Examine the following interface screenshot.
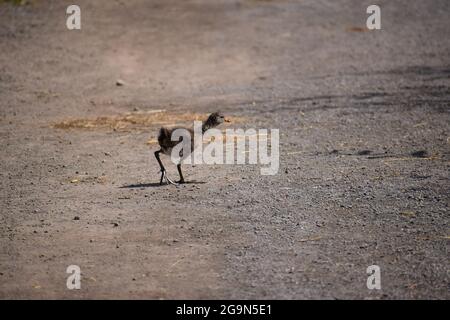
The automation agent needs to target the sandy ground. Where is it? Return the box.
[0,0,449,299]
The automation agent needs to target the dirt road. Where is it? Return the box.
[0,0,449,299]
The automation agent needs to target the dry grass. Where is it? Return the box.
[53,110,244,131]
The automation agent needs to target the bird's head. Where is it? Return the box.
[205,112,229,127]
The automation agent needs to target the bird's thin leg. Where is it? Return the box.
[154,150,165,184]
[177,163,185,184]
[155,150,177,185]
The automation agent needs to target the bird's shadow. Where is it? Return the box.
[119,180,206,189]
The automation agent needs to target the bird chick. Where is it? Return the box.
[154,112,227,185]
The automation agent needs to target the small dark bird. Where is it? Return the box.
[154,112,227,185]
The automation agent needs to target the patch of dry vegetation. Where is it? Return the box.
[53,110,244,131]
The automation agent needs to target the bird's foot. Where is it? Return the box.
[176,179,185,184]
[159,170,177,186]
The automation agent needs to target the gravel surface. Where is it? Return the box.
[0,0,449,299]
